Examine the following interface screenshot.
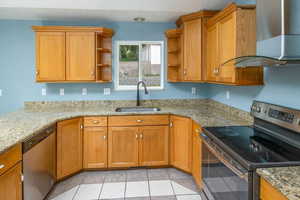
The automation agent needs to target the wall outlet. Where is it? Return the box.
[41,88,46,96]
[82,88,87,96]
[192,87,196,95]
[0,89,2,97]
[226,90,230,100]
[59,88,65,96]
[104,88,111,95]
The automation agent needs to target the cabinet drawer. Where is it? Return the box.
[0,144,22,176]
[84,116,107,127]
[108,115,169,126]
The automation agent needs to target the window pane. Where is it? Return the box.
[119,45,139,86]
[140,44,162,87]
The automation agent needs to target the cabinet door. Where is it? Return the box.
[36,32,65,81]
[218,12,236,83]
[139,126,169,166]
[57,118,83,179]
[170,115,192,173]
[108,127,139,168]
[83,127,107,169]
[206,24,218,82]
[183,19,202,81]
[66,32,96,81]
[0,163,22,200]
[192,122,202,188]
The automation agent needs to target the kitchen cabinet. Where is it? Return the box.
[108,115,169,168]
[0,144,22,200]
[206,24,218,82]
[32,26,114,83]
[57,118,83,179]
[108,127,139,168]
[139,126,169,166]
[83,127,108,169]
[192,121,202,188]
[166,11,217,82]
[205,3,264,85]
[0,163,22,200]
[35,32,66,81]
[170,115,192,173]
[66,32,96,81]
[260,178,287,200]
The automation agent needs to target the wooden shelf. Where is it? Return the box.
[97,48,111,53]
[168,64,180,68]
[168,49,180,54]
[97,64,111,67]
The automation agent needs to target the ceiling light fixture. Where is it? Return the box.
[134,17,146,22]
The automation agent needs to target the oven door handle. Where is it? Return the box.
[203,140,248,181]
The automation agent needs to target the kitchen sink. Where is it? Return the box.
[115,107,161,112]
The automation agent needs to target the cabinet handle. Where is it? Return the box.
[36,70,39,75]
[136,134,139,139]
[80,124,83,129]
[136,119,143,123]
[103,135,106,140]
[170,122,173,127]
[93,120,99,124]
[0,164,4,169]
[140,134,143,139]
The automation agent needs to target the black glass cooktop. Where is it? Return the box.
[203,126,300,168]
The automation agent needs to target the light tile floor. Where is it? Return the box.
[47,168,204,200]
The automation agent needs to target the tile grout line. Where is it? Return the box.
[124,171,128,199]
[97,174,106,200]
[147,168,152,200]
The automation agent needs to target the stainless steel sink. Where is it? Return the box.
[115,107,161,112]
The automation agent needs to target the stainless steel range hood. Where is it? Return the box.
[222,0,300,67]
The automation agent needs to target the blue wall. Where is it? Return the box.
[0,20,209,115]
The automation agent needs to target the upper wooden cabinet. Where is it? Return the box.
[170,115,192,173]
[57,117,83,179]
[166,11,217,82]
[205,3,264,85]
[66,32,96,81]
[35,32,66,81]
[32,26,114,83]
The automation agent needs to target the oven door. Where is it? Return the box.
[201,133,251,200]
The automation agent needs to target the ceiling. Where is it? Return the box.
[0,0,233,22]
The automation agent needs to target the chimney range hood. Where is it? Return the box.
[222,0,300,68]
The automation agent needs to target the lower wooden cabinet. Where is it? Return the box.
[0,162,22,200]
[260,178,287,200]
[108,127,139,168]
[57,118,83,179]
[170,115,192,173]
[139,126,169,166]
[192,121,202,188]
[83,127,108,169]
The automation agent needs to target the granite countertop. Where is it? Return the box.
[0,99,252,154]
[257,167,300,200]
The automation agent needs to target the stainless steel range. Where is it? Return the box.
[202,101,300,200]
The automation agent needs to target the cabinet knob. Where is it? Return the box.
[103,135,106,140]
[136,119,143,123]
[195,128,201,133]
[36,71,39,75]
[170,122,173,127]
[0,164,4,169]
[91,71,95,77]
[136,134,139,139]
[183,70,187,75]
[93,120,99,124]
[140,134,143,139]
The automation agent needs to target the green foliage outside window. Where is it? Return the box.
[119,45,139,62]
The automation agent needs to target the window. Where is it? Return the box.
[115,41,164,90]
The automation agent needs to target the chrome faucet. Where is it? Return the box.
[136,81,149,106]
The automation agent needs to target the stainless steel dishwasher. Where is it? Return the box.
[23,125,56,200]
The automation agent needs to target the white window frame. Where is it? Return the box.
[115,40,164,91]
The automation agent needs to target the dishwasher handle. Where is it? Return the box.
[23,126,56,153]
